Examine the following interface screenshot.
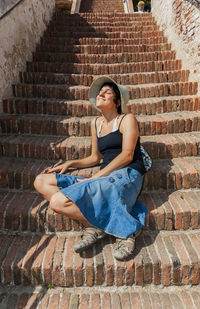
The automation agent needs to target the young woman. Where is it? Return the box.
[34,76,148,260]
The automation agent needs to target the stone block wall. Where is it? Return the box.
[151,0,200,93]
[0,0,55,112]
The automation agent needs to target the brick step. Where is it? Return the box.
[80,5,124,12]
[0,188,200,233]
[0,229,200,287]
[48,24,160,32]
[0,132,199,161]
[0,156,200,191]
[40,36,168,45]
[137,111,200,136]
[26,60,182,75]
[13,82,198,100]
[128,95,200,116]
[36,42,172,53]
[4,95,199,117]
[53,20,157,27]
[54,12,154,20]
[55,12,154,19]
[45,30,164,39]
[1,286,200,308]
[77,12,152,17]
[20,70,189,87]
[1,111,200,136]
[32,51,177,64]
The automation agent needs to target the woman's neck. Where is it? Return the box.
[101,111,119,124]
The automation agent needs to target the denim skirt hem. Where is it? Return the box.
[56,167,148,239]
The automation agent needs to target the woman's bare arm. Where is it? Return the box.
[46,119,103,174]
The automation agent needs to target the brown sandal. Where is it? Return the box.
[74,227,106,253]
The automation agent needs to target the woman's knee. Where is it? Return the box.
[34,173,56,191]
[34,174,45,191]
[49,192,69,213]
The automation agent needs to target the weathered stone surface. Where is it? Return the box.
[0,0,55,112]
[151,0,200,94]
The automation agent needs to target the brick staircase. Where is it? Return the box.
[0,7,200,308]
[80,0,124,12]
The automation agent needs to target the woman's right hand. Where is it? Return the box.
[44,162,71,174]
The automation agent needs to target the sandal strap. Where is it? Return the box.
[116,238,135,251]
[83,227,105,239]
[82,230,99,241]
[74,227,106,253]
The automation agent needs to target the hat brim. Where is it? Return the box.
[89,76,129,113]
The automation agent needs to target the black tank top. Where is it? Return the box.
[95,116,146,175]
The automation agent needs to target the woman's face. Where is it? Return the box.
[96,86,117,112]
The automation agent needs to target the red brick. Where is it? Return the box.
[103,239,115,286]
[16,293,30,309]
[48,294,60,308]
[31,236,49,285]
[43,235,57,285]
[129,292,141,309]
[101,293,111,309]
[59,293,71,308]
[64,236,75,287]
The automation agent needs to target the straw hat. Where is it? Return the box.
[89,76,129,113]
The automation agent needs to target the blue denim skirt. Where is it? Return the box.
[56,167,148,238]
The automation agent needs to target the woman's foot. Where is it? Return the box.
[113,229,142,260]
[74,227,106,253]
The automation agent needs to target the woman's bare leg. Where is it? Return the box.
[49,191,90,227]
[34,173,59,201]
[34,173,90,227]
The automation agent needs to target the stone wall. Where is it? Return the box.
[0,0,19,17]
[0,0,55,112]
[151,0,200,94]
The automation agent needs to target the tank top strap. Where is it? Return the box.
[112,114,120,132]
[98,120,104,137]
[118,114,127,130]
[95,117,101,137]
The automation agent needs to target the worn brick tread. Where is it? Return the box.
[0,230,200,287]
[37,42,172,53]
[45,30,164,39]
[52,20,158,28]
[32,51,177,64]
[0,156,200,191]
[41,36,168,45]
[79,0,124,12]
[26,60,182,75]
[13,82,198,100]
[19,70,190,87]
[54,14,155,22]
[128,95,200,115]
[49,25,160,32]
[1,111,200,136]
[0,135,92,160]
[0,188,200,233]
[3,95,199,116]
[0,132,199,160]
[0,286,199,308]
[55,12,155,19]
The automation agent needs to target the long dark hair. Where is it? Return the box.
[99,82,121,114]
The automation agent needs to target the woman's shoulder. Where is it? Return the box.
[118,113,136,124]
[119,113,138,133]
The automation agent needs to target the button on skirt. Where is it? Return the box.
[56,167,148,238]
